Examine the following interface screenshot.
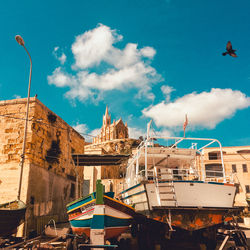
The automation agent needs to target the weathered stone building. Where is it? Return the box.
[203,146,250,206]
[0,97,85,235]
[93,107,128,144]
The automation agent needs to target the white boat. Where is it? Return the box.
[119,121,237,230]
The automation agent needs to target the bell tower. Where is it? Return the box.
[103,106,111,127]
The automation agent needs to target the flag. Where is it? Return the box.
[183,114,188,137]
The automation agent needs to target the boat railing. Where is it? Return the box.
[157,168,200,181]
[126,140,146,171]
[138,168,201,182]
[133,167,232,185]
[216,172,241,185]
[137,169,155,182]
[137,167,233,184]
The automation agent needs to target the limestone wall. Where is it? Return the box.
[0,98,35,203]
[0,97,85,235]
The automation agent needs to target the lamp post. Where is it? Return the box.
[15,35,32,200]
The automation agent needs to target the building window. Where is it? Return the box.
[70,183,75,198]
[232,164,237,173]
[205,164,223,177]
[242,164,248,173]
[246,185,250,194]
[208,152,221,160]
[236,185,240,194]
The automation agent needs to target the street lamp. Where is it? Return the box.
[15,35,32,200]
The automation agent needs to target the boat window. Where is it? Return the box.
[173,167,182,180]
[205,164,223,177]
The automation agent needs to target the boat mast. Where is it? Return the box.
[145,120,152,180]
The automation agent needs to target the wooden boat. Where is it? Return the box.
[67,180,135,240]
[0,200,26,237]
[119,121,238,231]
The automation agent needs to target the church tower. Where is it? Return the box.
[103,106,111,127]
[93,106,128,144]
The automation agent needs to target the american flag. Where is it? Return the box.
[183,114,188,137]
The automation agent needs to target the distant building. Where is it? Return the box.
[83,107,138,195]
[93,106,128,144]
[0,97,85,236]
[203,146,250,206]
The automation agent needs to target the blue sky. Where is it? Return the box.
[1,0,250,146]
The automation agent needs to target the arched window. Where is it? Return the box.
[237,150,250,154]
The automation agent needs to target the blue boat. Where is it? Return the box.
[67,180,135,240]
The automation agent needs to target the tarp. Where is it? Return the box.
[72,154,130,166]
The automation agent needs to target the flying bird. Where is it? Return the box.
[222,41,237,57]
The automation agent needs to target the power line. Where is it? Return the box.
[0,113,97,138]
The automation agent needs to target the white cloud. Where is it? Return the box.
[90,128,101,137]
[58,53,66,65]
[72,123,101,142]
[161,85,175,102]
[48,67,74,87]
[72,24,122,69]
[143,88,250,129]
[152,129,172,138]
[140,46,156,58]
[53,47,67,65]
[13,94,21,99]
[48,23,162,102]
[128,127,146,139]
[128,126,172,140]
[73,123,88,135]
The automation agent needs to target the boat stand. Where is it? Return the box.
[218,228,248,249]
[0,236,24,248]
[218,217,249,250]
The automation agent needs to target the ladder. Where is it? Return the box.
[155,168,177,207]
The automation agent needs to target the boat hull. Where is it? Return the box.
[121,181,236,211]
[120,180,237,230]
[173,181,235,207]
[152,206,241,231]
[67,192,135,240]
[0,200,26,237]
